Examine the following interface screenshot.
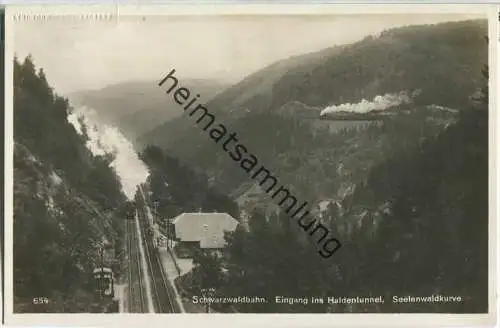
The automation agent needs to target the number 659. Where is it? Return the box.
[32,297,49,304]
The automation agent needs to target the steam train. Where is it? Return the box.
[124,197,165,252]
[124,201,136,220]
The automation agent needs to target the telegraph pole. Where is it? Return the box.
[99,246,104,298]
[153,201,159,221]
[166,222,170,250]
[169,222,173,249]
[153,201,160,247]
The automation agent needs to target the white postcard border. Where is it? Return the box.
[3,3,498,327]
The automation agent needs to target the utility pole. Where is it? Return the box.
[153,201,160,248]
[153,201,159,220]
[166,221,171,250]
[200,224,209,313]
[99,246,104,298]
[100,246,104,267]
[169,222,174,249]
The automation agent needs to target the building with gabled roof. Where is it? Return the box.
[172,212,239,250]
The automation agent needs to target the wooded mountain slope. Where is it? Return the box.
[162,20,489,313]
[138,19,487,155]
[13,56,128,312]
[176,59,489,315]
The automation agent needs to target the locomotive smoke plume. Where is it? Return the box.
[320,90,419,116]
[67,106,150,200]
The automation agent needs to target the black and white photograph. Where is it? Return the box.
[3,4,497,326]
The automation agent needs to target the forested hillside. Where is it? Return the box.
[139,145,239,221]
[135,20,487,212]
[13,56,128,312]
[171,21,489,313]
[177,60,489,315]
[139,19,487,155]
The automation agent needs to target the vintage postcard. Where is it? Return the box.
[3,3,498,327]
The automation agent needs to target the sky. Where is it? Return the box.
[14,13,484,95]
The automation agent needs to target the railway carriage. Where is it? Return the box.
[93,267,115,298]
[91,267,119,312]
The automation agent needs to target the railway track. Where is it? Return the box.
[126,219,147,312]
[136,190,180,313]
